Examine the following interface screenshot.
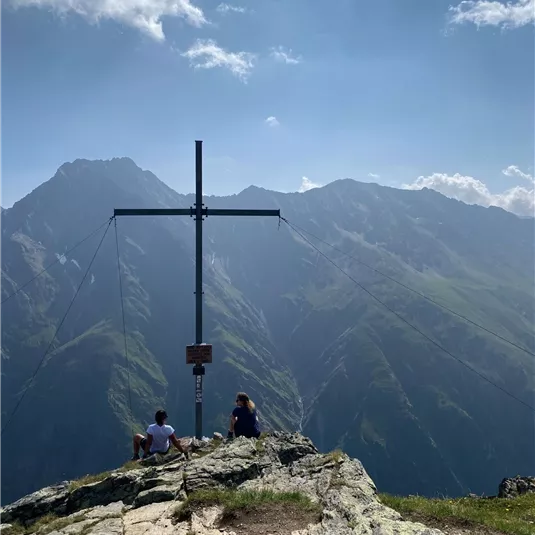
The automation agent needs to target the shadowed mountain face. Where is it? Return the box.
[2,158,534,504]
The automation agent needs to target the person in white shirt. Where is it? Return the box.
[132,409,188,460]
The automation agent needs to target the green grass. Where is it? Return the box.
[255,432,269,454]
[118,460,143,472]
[30,514,65,532]
[327,449,344,463]
[174,489,320,522]
[29,514,86,534]
[325,449,346,490]
[68,471,113,492]
[1,524,26,535]
[380,493,535,535]
[2,513,88,535]
[68,460,141,492]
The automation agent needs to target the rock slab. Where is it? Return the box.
[498,476,535,498]
[0,433,444,535]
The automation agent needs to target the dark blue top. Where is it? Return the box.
[232,406,260,437]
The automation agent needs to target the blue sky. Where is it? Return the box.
[2,0,534,215]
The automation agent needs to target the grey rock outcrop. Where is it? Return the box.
[0,433,443,534]
[498,476,535,498]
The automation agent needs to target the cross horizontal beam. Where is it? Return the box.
[114,208,191,217]
[114,208,280,218]
[205,208,280,217]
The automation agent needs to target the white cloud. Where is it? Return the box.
[449,0,535,29]
[9,0,207,41]
[299,177,322,193]
[502,165,534,183]
[368,173,381,179]
[216,3,246,14]
[404,170,534,217]
[181,39,255,81]
[270,46,302,65]
[265,116,280,127]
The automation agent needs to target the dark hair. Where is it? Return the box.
[236,392,255,413]
[155,409,168,426]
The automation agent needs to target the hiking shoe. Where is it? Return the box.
[131,454,140,461]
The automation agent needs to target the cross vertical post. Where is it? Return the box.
[114,141,280,440]
[194,140,204,440]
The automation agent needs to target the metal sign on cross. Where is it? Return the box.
[114,141,280,439]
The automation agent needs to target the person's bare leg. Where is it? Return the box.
[133,434,144,456]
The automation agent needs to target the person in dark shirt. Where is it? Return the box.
[227,392,261,439]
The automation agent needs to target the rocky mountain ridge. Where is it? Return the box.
[2,157,534,503]
[0,433,445,535]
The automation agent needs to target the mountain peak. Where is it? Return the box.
[5,157,182,223]
[56,156,142,176]
[0,433,445,535]
[239,185,266,194]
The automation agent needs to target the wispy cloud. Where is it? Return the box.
[182,39,256,81]
[216,3,246,14]
[270,46,302,65]
[265,116,280,127]
[368,172,380,179]
[448,0,535,29]
[404,169,534,217]
[9,0,207,41]
[299,177,321,193]
[502,165,534,183]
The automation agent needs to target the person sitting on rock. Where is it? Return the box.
[227,392,261,439]
[132,409,188,460]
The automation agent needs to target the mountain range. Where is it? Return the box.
[2,157,534,505]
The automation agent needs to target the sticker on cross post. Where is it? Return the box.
[195,375,202,403]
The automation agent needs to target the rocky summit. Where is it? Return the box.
[498,476,535,499]
[0,433,443,535]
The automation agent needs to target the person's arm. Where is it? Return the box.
[228,409,238,438]
[170,433,185,453]
[229,415,237,432]
[143,434,153,457]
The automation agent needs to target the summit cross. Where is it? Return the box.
[114,141,280,439]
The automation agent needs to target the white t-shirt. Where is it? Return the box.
[146,423,174,453]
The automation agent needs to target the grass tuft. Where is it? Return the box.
[67,459,141,492]
[327,449,344,464]
[380,493,535,535]
[27,514,63,534]
[68,471,112,492]
[1,523,26,535]
[255,432,269,454]
[174,488,320,522]
[118,460,141,472]
[24,513,85,535]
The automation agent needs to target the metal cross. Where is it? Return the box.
[114,141,280,439]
